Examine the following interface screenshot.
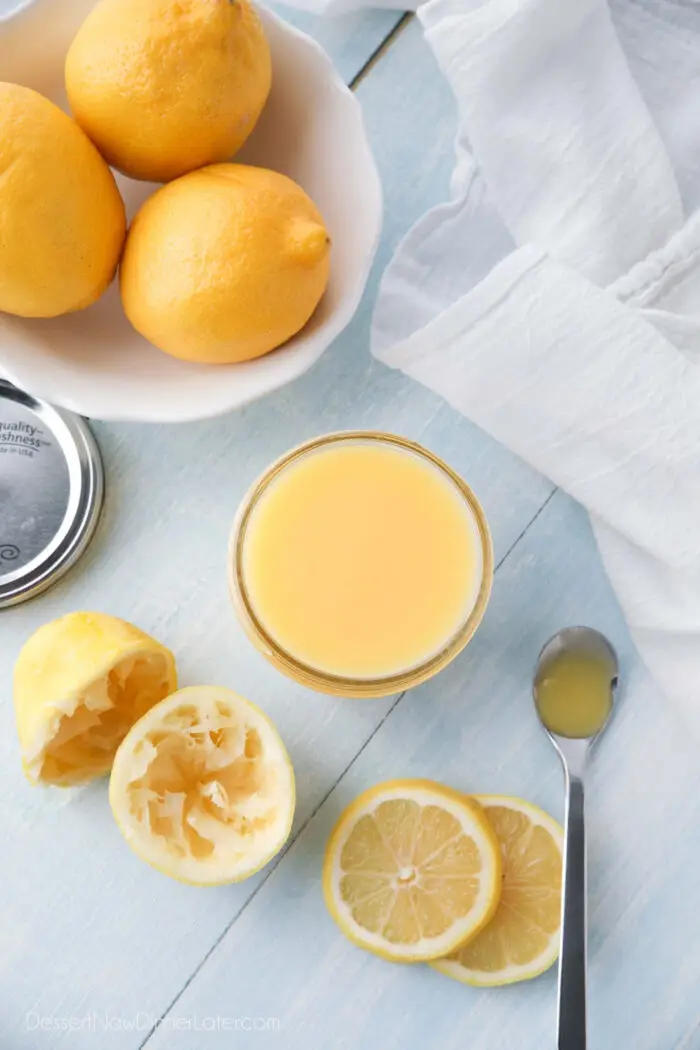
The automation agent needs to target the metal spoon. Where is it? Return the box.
[533,627,619,1050]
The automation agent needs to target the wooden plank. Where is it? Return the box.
[0,15,557,1050]
[141,490,700,1050]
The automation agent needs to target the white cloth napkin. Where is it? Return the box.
[364,0,700,738]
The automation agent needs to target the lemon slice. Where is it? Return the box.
[431,796,563,986]
[323,779,502,962]
[14,612,177,786]
[109,686,295,886]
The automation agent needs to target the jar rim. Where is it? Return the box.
[228,431,493,698]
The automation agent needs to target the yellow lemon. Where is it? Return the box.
[0,83,125,318]
[65,0,272,183]
[431,796,563,986]
[109,686,296,886]
[120,164,331,364]
[14,612,176,786]
[323,780,502,963]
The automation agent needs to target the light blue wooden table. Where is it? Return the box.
[2,6,700,1050]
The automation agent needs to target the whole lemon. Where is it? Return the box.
[0,83,126,318]
[120,164,331,364]
[65,0,272,183]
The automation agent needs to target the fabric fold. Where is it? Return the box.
[419,0,683,284]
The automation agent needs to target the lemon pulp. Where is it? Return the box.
[36,653,173,785]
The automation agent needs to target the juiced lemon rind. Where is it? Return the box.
[109,686,295,886]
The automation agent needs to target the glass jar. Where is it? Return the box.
[229,432,493,698]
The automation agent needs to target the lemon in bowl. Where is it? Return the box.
[0,82,125,319]
[65,0,272,183]
[120,165,331,365]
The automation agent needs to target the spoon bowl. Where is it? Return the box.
[535,626,618,775]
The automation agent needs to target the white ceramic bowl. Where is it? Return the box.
[0,0,382,422]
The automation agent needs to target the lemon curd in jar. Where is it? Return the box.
[230,433,492,697]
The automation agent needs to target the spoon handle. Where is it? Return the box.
[558,773,587,1050]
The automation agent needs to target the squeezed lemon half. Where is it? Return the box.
[109,686,296,886]
[323,779,502,963]
[14,612,176,786]
[431,796,563,986]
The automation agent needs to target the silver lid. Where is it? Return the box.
[0,380,104,608]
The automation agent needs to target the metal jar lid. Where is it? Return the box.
[0,380,104,609]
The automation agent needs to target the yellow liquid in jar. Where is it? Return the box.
[240,440,484,679]
[535,651,613,738]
